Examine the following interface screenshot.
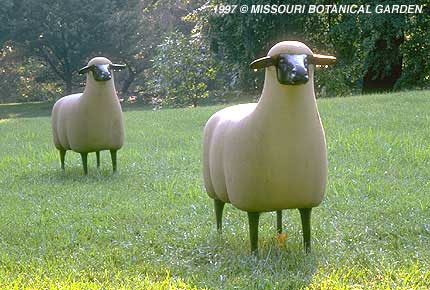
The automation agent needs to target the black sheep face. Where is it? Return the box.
[91,64,112,81]
[79,63,126,82]
[276,54,309,85]
[250,52,336,86]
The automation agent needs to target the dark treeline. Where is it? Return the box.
[0,0,429,106]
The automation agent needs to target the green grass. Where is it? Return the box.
[0,90,429,289]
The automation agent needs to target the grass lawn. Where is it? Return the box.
[0,90,429,289]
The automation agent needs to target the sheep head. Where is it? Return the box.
[250,41,336,86]
[79,57,126,82]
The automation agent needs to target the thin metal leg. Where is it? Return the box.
[214,199,225,232]
[110,150,117,172]
[247,212,260,254]
[96,151,100,168]
[299,208,312,253]
[59,150,66,170]
[80,152,88,175]
[276,210,282,234]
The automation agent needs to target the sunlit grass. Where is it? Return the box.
[0,90,429,289]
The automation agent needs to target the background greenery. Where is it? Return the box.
[1,1,429,106]
[0,90,430,289]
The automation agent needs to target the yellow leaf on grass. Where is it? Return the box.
[277,232,288,246]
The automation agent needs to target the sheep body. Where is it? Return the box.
[52,91,124,153]
[203,101,326,212]
[203,41,327,212]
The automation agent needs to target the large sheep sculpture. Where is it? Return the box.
[203,41,336,253]
[52,57,126,175]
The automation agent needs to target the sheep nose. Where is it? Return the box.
[291,73,308,84]
[92,64,112,81]
[275,54,309,85]
[94,72,112,81]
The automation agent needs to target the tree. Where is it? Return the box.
[5,0,143,95]
[0,44,62,103]
[151,31,217,107]
[204,0,430,95]
[109,0,210,97]
[396,11,430,89]
[205,0,306,91]
[101,0,157,96]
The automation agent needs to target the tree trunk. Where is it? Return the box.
[63,61,73,95]
[121,69,136,96]
[64,76,73,95]
[362,34,404,93]
[121,75,135,96]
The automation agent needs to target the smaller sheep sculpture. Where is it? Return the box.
[52,57,126,175]
[203,41,336,253]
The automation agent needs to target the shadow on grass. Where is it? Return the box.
[0,101,155,120]
[0,91,259,120]
[18,151,121,184]
[0,101,160,120]
[18,167,123,187]
[0,101,202,121]
[0,102,54,119]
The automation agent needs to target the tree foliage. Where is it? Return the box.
[0,45,62,103]
[151,31,217,107]
[205,0,430,95]
[2,0,146,96]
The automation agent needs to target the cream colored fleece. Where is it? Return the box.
[203,41,327,212]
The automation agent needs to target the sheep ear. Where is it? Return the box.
[78,65,91,75]
[308,54,336,65]
[250,56,276,70]
[110,64,127,71]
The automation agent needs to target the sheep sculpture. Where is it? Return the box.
[203,41,336,253]
[52,57,126,175]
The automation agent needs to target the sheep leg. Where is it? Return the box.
[214,199,225,232]
[110,150,117,172]
[276,210,282,234]
[299,208,312,253]
[247,212,260,254]
[96,151,101,168]
[59,150,66,170]
[80,153,88,175]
